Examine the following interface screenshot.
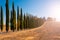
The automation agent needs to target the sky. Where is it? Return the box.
[0,0,60,24]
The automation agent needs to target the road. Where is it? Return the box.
[0,21,60,40]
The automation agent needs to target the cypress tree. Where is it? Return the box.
[12,2,16,32]
[0,7,1,29]
[24,14,26,29]
[25,14,29,29]
[10,10,13,30]
[6,0,9,32]
[17,6,20,31]
[20,8,22,30]
[1,6,3,32]
[25,15,27,29]
[27,15,30,29]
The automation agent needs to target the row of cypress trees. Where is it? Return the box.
[0,0,46,32]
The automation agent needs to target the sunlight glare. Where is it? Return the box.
[50,4,60,22]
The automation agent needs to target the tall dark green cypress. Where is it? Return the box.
[27,15,29,29]
[17,6,20,31]
[24,14,26,29]
[12,2,16,32]
[10,10,13,30]
[1,6,3,32]
[6,0,9,32]
[26,15,29,29]
[20,8,22,30]
[25,14,29,29]
[0,6,1,29]
[25,15,27,29]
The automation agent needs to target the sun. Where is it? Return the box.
[50,4,60,22]
[54,8,60,21]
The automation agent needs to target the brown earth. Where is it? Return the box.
[0,21,60,40]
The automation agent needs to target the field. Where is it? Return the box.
[0,21,60,40]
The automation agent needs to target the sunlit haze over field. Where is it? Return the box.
[49,3,60,21]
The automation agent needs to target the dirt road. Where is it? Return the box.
[0,21,60,40]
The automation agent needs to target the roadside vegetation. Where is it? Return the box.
[0,0,46,32]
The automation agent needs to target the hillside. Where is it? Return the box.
[0,21,60,40]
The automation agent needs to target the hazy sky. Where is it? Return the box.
[0,0,60,24]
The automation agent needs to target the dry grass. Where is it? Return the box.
[0,21,60,40]
[0,22,45,40]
